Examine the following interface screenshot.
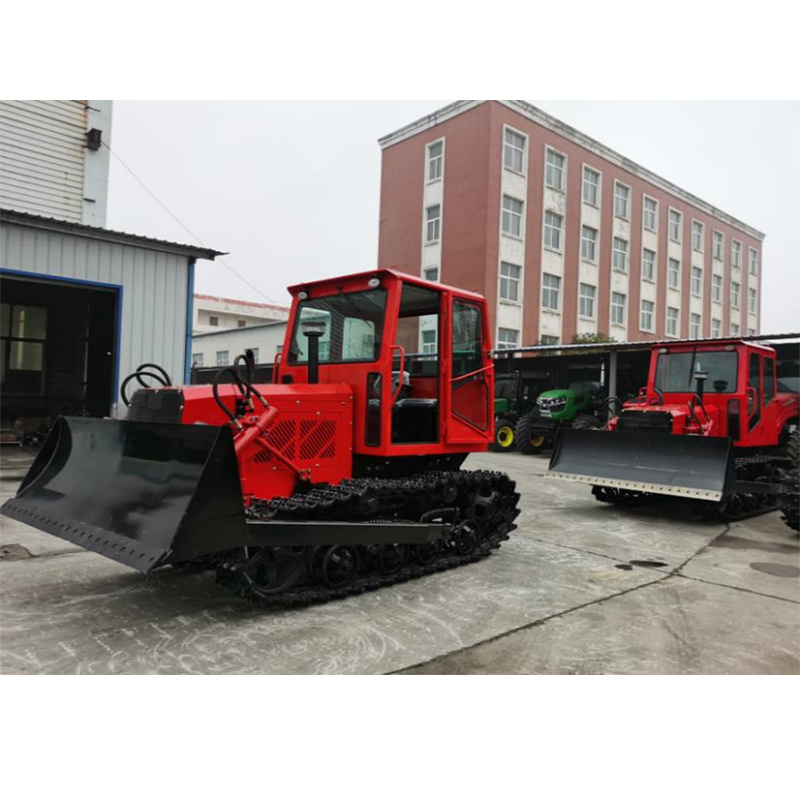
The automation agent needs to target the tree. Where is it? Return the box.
[571,332,616,344]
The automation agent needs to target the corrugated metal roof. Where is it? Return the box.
[0,208,224,260]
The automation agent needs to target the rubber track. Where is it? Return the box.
[217,470,520,607]
[779,428,800,532]
[592,485,779,522]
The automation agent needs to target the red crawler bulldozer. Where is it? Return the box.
[2,269,520,603]
[548,339,799,520]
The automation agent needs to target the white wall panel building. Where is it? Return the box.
[1,210,220,419]
[0,100,112,226]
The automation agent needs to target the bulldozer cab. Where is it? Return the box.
[279,269,494,458]
[646,340,782,448]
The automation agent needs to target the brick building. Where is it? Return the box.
[377,100,764,349]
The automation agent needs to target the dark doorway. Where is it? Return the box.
[1,275,118,424]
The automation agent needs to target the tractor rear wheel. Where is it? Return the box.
[515,412,547,454]
[491,418,517,452]
[779,428,799,533]
[572,414,604,431]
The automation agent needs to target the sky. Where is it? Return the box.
[106,100,800,331]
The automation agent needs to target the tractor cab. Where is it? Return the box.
[611,340,792,449]
[277,269,494,464]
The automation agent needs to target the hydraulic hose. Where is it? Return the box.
[212,367,250,425]
[133,363,172,389]
[121,369,171,407]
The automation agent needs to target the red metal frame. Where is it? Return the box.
[170,269,495,502]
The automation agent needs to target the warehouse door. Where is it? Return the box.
[0,275,118,423]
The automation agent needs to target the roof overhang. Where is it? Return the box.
[0,208,225,261]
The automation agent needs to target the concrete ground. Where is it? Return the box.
[1,446,798,674]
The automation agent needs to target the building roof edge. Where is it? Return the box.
[0,208,225,260]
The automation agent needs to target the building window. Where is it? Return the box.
[582,167,600,206]
[669,209,682,242]
[544,211,563,251]
[712,274,722,302]
[209,315,219,327]
[612,237,628,272]
[611,292,626,326]
[748,287,758,313]
[249,348,260,363]
[427,140,444,182]
[540,335,560,345]
[690,313,701,339]
[643,197,658,231]
[502,195,524,237]
[748,327,757,336]
[640,299,654,332]
[503,129,525,173]
[731,322,740,336]
[711,318,721,337]
[713,231,724,260]
[541,273,561,311]
[237,319,246,328]
[614,182,630,219]
[579,283,596,319]
[421,329,437,354]
[731,240,742,269]
[497,327,520,350]
[192,353,203,367]
[692,220,704,251]
[1,303,48,395]
[545,148,565,191]
[731,281,741,308]
[499,262,522,303]
[691,266,703,297]
[423,266,440,282]
[668,258,680,289]
[581,225,598,262]
[642,248,656,282]
[426,204,441,243]
[749,248,758,275]
[666,307,679,337]
[216,350,230,366]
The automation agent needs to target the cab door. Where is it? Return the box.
[755,354,780,446]
[743,350,779,447]
[445,298,493,444]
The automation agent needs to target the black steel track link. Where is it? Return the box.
[215,470,521,607]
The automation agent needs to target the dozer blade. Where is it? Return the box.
[1,417,247,573]
[547,428,733,501]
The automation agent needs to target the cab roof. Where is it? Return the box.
[287,268,486,303]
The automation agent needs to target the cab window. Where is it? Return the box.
[289,289,386,364]
[452,301,484,377]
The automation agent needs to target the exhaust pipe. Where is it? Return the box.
[301,318,326,384]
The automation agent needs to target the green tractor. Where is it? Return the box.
[515,381,607,455]
[491,370,549,452]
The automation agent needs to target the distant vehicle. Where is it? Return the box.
[491,370,548,451]
[548,339,799,521]
[514,381,608,455]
